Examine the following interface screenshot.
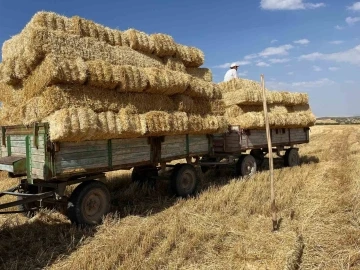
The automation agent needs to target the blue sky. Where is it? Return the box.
[0,0,359,117]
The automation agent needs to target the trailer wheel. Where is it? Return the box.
[171,164,199,197]
[236,154,257,177]
[132,165,158,185]
[67,180,110,226]
[250,149,265,168]
[284,148,300,167]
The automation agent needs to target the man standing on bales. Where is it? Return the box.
[224,63,239,82]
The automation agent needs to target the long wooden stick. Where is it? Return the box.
[261,74,278,231]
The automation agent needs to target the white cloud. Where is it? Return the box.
[260,0,325,10]
[299,44,360,65]
[313,65,322,71]
[244,54,258,60]
[256,62,271,67]
[269,58,291,63]
[266,78,334,90]
[346,17,360,25]
[294,39,310,45]
[238,70,248,76]
[259,44,294,57]
[347,2,360,11]
[328,67,339,71]
[288,72,294,75]
[335,25,344,30]
[345,80,355,84]
[271,39,278,44]
[292,78,334,88]
[329,40,344,45]
[214,61,251,68]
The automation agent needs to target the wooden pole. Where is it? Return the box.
[260,74,278,231]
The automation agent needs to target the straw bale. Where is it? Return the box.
[23,55,87,98]
[188,115,228,134]
[17,85,179,125]
[44,107,98,142]
[227,111,316,129]
[186,67,212,82]
[117,108,146,137]
[144,68,189,95]
[222,89,309,106]
[171,95,225,115]
[71,16,114,45]
[162,56,186,72]
[176,44,204,67]
[87,61,118,90]
[123,29,155,54]
[185,77,222,99]
[218,78,262,94]
[2,29,165,83]
[27,11,73,32]
[150,33,178,57]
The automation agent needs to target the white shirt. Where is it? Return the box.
[224,69,238,82]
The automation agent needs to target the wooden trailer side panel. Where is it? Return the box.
[55,140,109,175]
[112,138,150,166]
[188,135,209,154]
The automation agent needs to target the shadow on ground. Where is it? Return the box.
[0,213,95,270]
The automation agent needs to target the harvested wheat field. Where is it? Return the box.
[0,125,359,269]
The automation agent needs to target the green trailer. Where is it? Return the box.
[0,123,211,225]
[0,123,310,225]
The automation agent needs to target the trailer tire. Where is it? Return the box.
[284,148,300,167]
[250,149,265,168]
[67,180,110,226]
[171,164,199,197]
[236,154,257,177]
[132,165,158,185]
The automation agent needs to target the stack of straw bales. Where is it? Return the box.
[218,78,316,129]
[0,11,224,142]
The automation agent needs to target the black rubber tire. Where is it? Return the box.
[250,149,265,168]
[236,154,257,177]
[17,185,39,217]
[131,165,158,184]
[284,148,300,167]
[171,164,199,197]
[67,180,111,226]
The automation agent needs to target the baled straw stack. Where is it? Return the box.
[162,56,186,72]
[176,44,204,67]
[150,34,178,57]
[122,29,155,54]
[43,107,227,142]
[18,55,218,99]
[2,11,205,76]
[144,68,189,95]
[226,111,316,129]
[4,84,225,126]
[222,89,309,106]
[186,67,212,82]
[1,29,165,84]
[185,77,222,99]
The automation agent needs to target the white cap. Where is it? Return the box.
[230,62,239,68]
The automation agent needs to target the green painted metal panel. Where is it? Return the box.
[25,135,33,184]
[7,136,11,156]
